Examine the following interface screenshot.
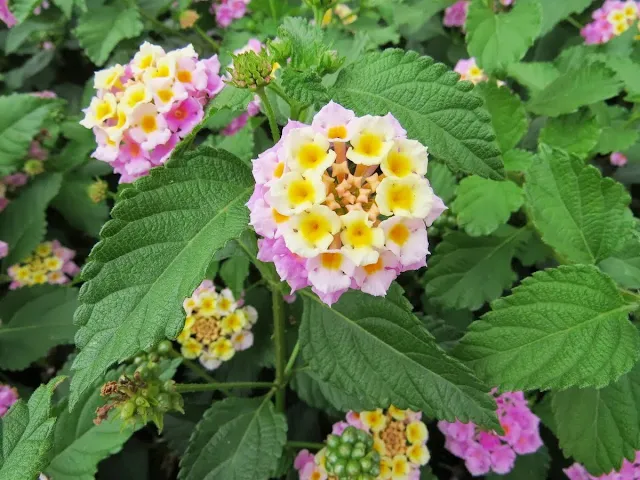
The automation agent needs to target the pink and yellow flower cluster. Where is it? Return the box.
[565,452,640,480]
[443,0,513,28]
[295,406,430,480]
[177,280,258,371]
[0,384,18,417]
[249,101,445,305]
[438,391,543,476]
[80,42,225,183]
[453,58,488,85]
[211,0,250,28]
[7,241,79,289]
[581,0,639,44]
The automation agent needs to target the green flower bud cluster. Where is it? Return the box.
[228,50,273,91]
[427,209,457,238]
[87,179,109,203]
[23,159,45,176]
[325,426,381,479]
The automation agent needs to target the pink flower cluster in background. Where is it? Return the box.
[249,101,445,305]
[443,0,514,28]
[581,0,639,44]
[439,391,543,476]
[0,0,16,27]
[454,58,488,84]
[0,241,8,259]
[565,453,640,480]
[0,385,18,417]
[8,241,80,289]
[80,42,225,183]
[211,0,250,28]
[0,172,28,212]
[611,152,629,167]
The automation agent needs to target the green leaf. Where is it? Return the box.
[45,371,136,480]
[5,18,57,54]
[454,265,640,390]
[219,256,250,299]
[551,360,640,476]
[52,174,109,238]
[527,62,623,117]
[475,82,528,153]
[299,290,499,429]
[274,17,341,71]
[466,0,542,74]
[539,111,602,159]
[599,232,640,289]
[291,370,368,416]
[0,377,66,480]
[280,69,329,106]
[179,397,287,480]
[51,0,86,18]
[486,446,550,480]
[7,0,40,23]
[424,226,527,311]
[331,49,504,180]
[0,286,78,370]
[0,94,59,174]
[525,145,633,264]
[70,147,253,408]
[537,0,593,36]
[0,173,63,268]
[605,55,640,99]
[74,5,143,66]
[426,161,457,204]
[502,148,535,172]
[208,126,255,164]
[591,104,640,155]
[507,62,560,94]
[452,176,523,236]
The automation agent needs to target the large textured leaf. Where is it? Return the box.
[45,370,136,480]
[455,265,640,391]
[291,370,368,416]
[179,397,287,480]
[475,82,527,153]
[537,0,593,35]
[0,173,63,268]
[0,286,78,370]
[525,145,633,264]
[452,176,523,236]
[74,6,143,66]
[0,377,65,480]
[424,226,527,311]
[299,290,499,429]
[551,361,640,476]
[70,147,253,408]
[527,62,623,116]
[0,95,58,174]
[539,111,601,159]
[331,49,504,179]
[507,62,560,94]
[591,104,640,155]
[466,0,542,74]
[599,232,640,289]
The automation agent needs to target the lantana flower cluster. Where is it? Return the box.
[0,384,18,417]
[454,58,488,84]
[177,280,258,370]
[443,0,514,28]
[438,391,543,476]
[581,0,639,44]
[80,42,225,183]
[249,101,445,305]
[7,241,79,289]
[611,151,629,166]
[565,452,640,480]
[211,0,250,28]
[322,3,358,26]
[295,406,430,479]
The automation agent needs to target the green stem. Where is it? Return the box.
[175,381,276,393]
[620,288,640,304]
[566,16,584,30]
[284,340,300,379]
[194,25,219,52]
[269,0,278,21]
[286,441,325,451]
[268,82,293,107]
[257,88,280,142]
[272,288,287,413]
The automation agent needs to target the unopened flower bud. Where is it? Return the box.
[268,38,292,65]
[179,9,199,29]
[23,159,45,176]
[87,179,108,203]
[228,50,273,91]
[319,49,343,74]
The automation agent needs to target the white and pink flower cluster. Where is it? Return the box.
[453,58,488,85]
[7,241,80,289]
[295,407,430,480]
[0,172,28,213]
[211,0,250,28]
[565,452,640,480]
[249,101,445,305]
[80,42,225,183]
[438,391,543,476]
[0,384,18,417]
[443,0,513,28]
[581,0,639,44]
[610,152,628,167]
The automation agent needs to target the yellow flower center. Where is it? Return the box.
[157,89,173,103]
[273,162,285,178]
[320,252,343,270]
[272,209,289,224]
[127,89,146,108]
[363,256,383,274]
[96,101,113,121]
[298,144,327,169]
[299,213,333,243]
[219,298,232,311]
[328,125,347,139]
[344,220,373,248]
[388,223,410,246]
[141,115,157,134]
[177,70,192,83]
[386,151,412,177]
[356,132,383,156]
[287,179,316,206]
[154,64,171,78]
[387,183,414,211]
[139,55,153,69]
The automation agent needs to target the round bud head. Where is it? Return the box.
[355,429,370,443]
[346,459,361,476]
[24,159,45,176]
[327,434,340,448]
[326,449,340,465]
[332,459,347,475]
[359,456,373,472]
[341,426,358,444]
[156,340,173,355]
[351,445,366,459]
[369,463,380,476]
[337,443,352,458]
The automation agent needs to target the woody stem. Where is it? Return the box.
[257,88,280,143]
[272,288,287,413]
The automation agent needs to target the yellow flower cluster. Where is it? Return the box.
[7,241,78,289]
[177,281,258,371]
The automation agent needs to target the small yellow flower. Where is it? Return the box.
[221,311,247,334]
[32,271,48,284]
[406,421,428,445]
[406,443,430,466]
[211,338,235,361]
[361,408,387,433]
[184,315,196,330]
[391,455,411,480]
[35,243,52,257]
[388,405,407,421]
[176,328,192,344]
[373,433,387,456]
[181,338,203,359]
[380,457,393,479]
[198,292,218,317]
[44,256,63,271]
[183,297,197,314]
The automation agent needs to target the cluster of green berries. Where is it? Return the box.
[87,179,108,203]
[131,340,173,372]
[427,209,457,238]
[228,50,273,90]
[95,341,182,431]
[325,426,381,479]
